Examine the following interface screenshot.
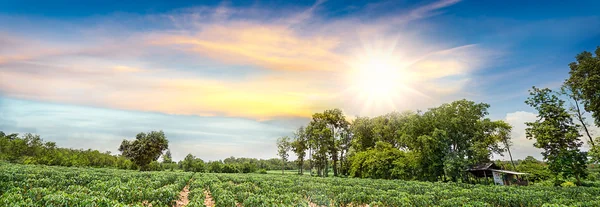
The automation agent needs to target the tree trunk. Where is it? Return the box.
[299,159,303,175]
[506,142,517,171]
[574,100,595,146]
[309,147,313,176]
[324,159,328,177]
[282,160,285,175]
[332,155,338,177]
[340,151,344,176]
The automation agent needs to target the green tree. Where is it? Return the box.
[162,150,173,163]
[291,126,307,175]
[182,153,205,172]
[118,130,169,171]
[565,46,600,126]
[516,156,552,182]
[350,117,375,152]
[349,141,417,179]
[525,87,587,184]
[276,136,291,175]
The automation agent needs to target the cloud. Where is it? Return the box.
[499,111,543,160]
[0,0,488,119]
[499,110,600,161]
[0,97,295,161]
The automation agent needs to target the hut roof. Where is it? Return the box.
[466,162,500,171]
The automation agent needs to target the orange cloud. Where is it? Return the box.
[149,22,344,71]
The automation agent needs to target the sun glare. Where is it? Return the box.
[343,47,421,115]
[351,53,406,101]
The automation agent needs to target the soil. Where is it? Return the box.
[204,190,215,207]
[173,184,190,207]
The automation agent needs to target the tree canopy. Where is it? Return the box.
[525,87,587,184]
[119,130,169,171]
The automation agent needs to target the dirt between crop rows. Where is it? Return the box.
[173,184,190,207]
[201,190,370,207]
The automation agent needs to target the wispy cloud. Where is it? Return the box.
[0,0,489,119]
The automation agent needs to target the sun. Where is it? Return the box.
[356,57,399,98]
[344,48,415,115]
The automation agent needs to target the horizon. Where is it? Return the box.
[1,0,600,162]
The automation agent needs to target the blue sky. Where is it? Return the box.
[1,0,599,161]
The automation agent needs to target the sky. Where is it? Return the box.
[1,0,600,161]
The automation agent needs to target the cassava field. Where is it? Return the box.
[3,163,600,207]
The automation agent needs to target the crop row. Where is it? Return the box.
[3,163,600,207]
[0,163,192,206]
[186,173,600,207]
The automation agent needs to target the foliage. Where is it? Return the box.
[525,87,587,184]
[291,126,308,175]
[162,150,173,164]
[0,163,192,207]
[516,156,553,182]
[276,136,291,175]
[119,131,169,171]
[184,171,600,207]
[349,141,417,180]
[0,132,136,170]
[181,154,206,172]
[565,46,600,127]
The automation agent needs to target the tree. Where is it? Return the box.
[118,130,169,171]
[350,117,375,152]
[291,127,307,175]
[525,87,587,184]
[565,46,600,127]
[162,150,173,163]
[311,109,349,177]
[182,153,205,172]
[276,136,291,175]
[561,85,596,147]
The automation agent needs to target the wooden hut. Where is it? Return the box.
[466,162,528,185]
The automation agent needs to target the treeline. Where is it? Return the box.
[0,132,136,169]
[0,131,296,173]
[277,100,512,182]
[171,153,299,173]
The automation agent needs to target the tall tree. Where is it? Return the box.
[565,46,600,127]
[291,127,307,175]
[276,136,291,175]
[313,108,349,176]
[525,87,587,184]
[118,130,169,171]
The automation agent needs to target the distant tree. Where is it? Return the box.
[516,156,552,182]
[525,87,587,185]
[162,150,173,163]
[182,153,205,172]
[208,161,224,173]
[118,130,169,171]
[276,136,291,175]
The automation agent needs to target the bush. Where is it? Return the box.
[258,169,267,174]
[561,181,576,187]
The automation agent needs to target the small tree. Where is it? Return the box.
[525,87,587,185]
[118,130,169,171]
[277,136,291,175]
[162,150,173,163]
